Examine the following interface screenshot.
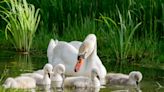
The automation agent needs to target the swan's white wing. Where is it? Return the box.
[47,39,58,63]
[69,41,82,50]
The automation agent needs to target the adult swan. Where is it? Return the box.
[47,34,107,85]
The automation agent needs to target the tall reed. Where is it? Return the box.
[0,0,40,53]
[25,0,163,36]
[61,17,96,41]
[98,7,141,61]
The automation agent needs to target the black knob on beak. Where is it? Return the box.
[77,55,80,60]
[77,55,85,60]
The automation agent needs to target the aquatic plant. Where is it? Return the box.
[0,0,163,64]
[98,7,141,61]
[0,0,40,53]
[61,17,96,41]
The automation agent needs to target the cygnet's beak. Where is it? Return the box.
[48,73,51,78]
[136,81,139,85]
[74,55,84,72]
[97,75,100,80]
[48,71,54,78]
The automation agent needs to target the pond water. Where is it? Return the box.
[0,50,164,92]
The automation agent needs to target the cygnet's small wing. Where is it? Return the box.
[21,73,43,81]
[14,76,36,89]
[34,70,44,75]
[106,73,128,84]
[3,77,15,88]
[64,76,90,88]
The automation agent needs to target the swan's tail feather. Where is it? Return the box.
[47,39,58,63]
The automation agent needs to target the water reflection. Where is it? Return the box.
[35,86,100,92]
[36,85,50,92]
[0,54,36,86]
[0,54,33,76]
[0,51,48,78]
[13,54,33,72]
[72,87,100,92]
[51,87,64,92]
[0,50,164,92]
[102,85,142,92]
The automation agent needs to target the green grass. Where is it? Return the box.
[61,17,97,41]
[0,87,26,92]
[0,0,40,53]
[31,30,58,52]
[25,0,164,36]
[97,8,142,61]
[0,0,163,64]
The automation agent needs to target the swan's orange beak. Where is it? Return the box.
[74,58,84,72]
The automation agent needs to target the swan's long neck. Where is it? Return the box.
[87,40,97,60]
[88,40,107,85]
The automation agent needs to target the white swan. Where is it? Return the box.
[64,68,100,88]
[21,63,53,85]
[47,34,107,85]
[105,71,143,86]
[3,76,36,89]
[51,64,65,88]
